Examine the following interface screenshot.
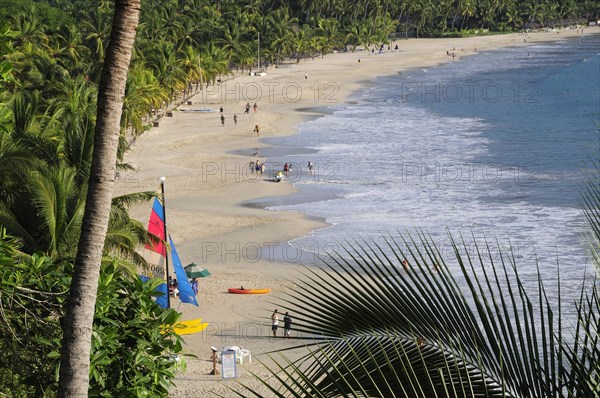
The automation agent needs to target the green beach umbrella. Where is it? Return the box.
[184,262,211,278]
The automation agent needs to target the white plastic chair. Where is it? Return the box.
[237,347,252,364]
[217,346,252,364]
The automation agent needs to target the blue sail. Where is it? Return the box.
[139,275,169,308]
[169,235,199,307]
[155,282,169,308]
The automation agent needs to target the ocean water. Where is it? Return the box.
[264,35,600,309]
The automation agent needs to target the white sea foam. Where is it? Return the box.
[268,35,600,322]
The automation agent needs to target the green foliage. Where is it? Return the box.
[0,230,68,396]
[0,0,73,27]
[89,262,184,397]
[0,230,183,397]
[1,0,597,144]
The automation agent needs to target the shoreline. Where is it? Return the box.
[113,28,598,396]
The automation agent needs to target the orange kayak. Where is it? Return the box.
[228,288,271,294]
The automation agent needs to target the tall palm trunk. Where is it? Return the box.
[58,0,141,396]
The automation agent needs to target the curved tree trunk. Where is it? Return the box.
[58,0,141,396]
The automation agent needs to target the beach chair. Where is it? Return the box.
[218,346,252,365]
[238,347,251,364]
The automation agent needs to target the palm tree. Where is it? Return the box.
[81,5,113,80]
[199,43,230,85]
[142,40,187,107]
[269,9,299,64]
[50,24,91,75]
[0,165,86,259]
[50,78,98,182]
[522,2,544,27]
[315,18,341,55]
[0,82,149,266]
[10,12,49,50]
[58,0,141,395]
[217,18,249,67]
[122,64,167,135]
[459,0,476,30]
[345,21,367,52]
[505,5,523,29]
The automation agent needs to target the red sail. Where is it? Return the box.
[145,197,166,256]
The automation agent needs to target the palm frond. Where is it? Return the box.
[111,191,156,209]
[232,232,596,397]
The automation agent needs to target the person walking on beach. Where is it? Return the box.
[283,312,292,339]
[271,309,279,337]
[233,113,238,125]
[219,106,223,114]
[253,102,258,112]
[255,160,265,178]
[245,103,250,114]
[307,160,314,175]
[254,124,260,136]
[220,114,225,126]
[283,162,289,176]
[249,160,255,174]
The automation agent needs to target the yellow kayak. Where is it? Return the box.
[164,318,208,335]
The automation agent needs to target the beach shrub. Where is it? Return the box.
[0,229,183,397]
[89,262,184,397]
[0,232,67,396]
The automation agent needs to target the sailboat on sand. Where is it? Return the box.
[141,177,207,335]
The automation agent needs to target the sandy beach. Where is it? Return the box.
[113,27,597,396]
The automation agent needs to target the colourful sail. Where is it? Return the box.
[169,235,199,307]
[145,197,166,256]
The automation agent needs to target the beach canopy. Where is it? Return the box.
[184,262,211,278]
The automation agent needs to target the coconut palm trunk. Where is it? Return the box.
[58,0,141,396]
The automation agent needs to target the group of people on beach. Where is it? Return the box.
[167,276,199,298]
[218,103,257,129]
[250,159,265,175]
[271,309,292,339]
[263,160,317,182]
[219,106,238,126]
[273,161,314,182]
[245,102,258,114]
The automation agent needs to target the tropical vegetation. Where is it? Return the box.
[0,228,184,396]
[0,0,598,140]
[0,0,598,396]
